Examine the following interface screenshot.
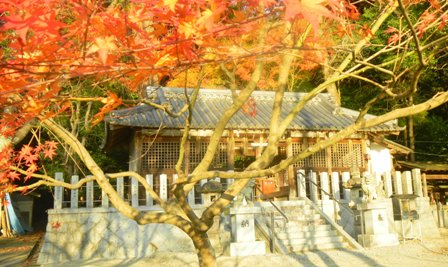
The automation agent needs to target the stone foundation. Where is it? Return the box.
[37,208,195,264]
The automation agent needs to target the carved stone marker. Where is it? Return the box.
[357,200,399,247]
[229,206,266,256]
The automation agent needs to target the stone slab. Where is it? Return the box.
[230,241,266,257]
[357,233,399,247]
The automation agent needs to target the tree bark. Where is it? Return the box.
[190,231,216,267]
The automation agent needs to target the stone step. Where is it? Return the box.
[288,240,349,252]
[276,223,332,234]
[262,205,313,215]
[287,213,321,221]
[270,210,317,219]
[279,235,344,246]
[276,229,338,240]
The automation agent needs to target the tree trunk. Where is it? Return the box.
[190,231,216,267]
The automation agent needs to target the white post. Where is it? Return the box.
[383,172,393,197]
[331,172,340,200]
[145,174,153,206]
[412,168,423,197]
[320,172,330,200]
[309,171,318,202]
[159,174,168,201]
[54,172,63,209]
[393,171,403,195]
[131,176,139,207]
[117,176,124,199]
[402,171,413,194]
[101,186,109,208]
[86,179,94,208]
[200,179,207,204]
[342,172,351,201]
[297,169,307,198]
[187,183,195,205]
[70,175,79,209]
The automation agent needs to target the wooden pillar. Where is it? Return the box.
[228,130,235,170]
[243,133,249,156]
[361,138,368,172]
[146,174,154,206]
[287,134,296,198]
[129,130,142,172]
[326,145,332,173]
[422,173,428,197]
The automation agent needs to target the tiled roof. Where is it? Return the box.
[105,87,402,132]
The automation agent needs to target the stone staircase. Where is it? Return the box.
[255,200,353,254]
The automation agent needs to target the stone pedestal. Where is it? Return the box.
[357,201,399,247]
[229,206,266,257]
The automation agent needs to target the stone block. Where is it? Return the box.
[230,241,266,256]
[358,233,399,247]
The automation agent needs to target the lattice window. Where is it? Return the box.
[292,143,306,167]
[292,142,327,168]
[351,143,364,167]
[141,141,180,172]
[189,141,228,170]
[331,143,350,167]
[309,147,327,168]
[330,142,364,168]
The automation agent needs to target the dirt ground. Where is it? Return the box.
[20,229,448,267]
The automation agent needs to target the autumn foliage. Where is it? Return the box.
[0,0,446,213]
[1,1,448,265]
[0,0,359,188]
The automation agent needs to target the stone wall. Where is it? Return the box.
[37,208,195,264]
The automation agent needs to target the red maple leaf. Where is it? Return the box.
[18,145,33,158]
[284,0,335,31]
[42,147,57,160]
[45,141,58,151]
[23,153,39,165]
[51,221,61,229]
[7,171,21,181]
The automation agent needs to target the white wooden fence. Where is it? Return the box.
[53,173,217,210]
[52,169,425,210]
[296,168,425,203]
